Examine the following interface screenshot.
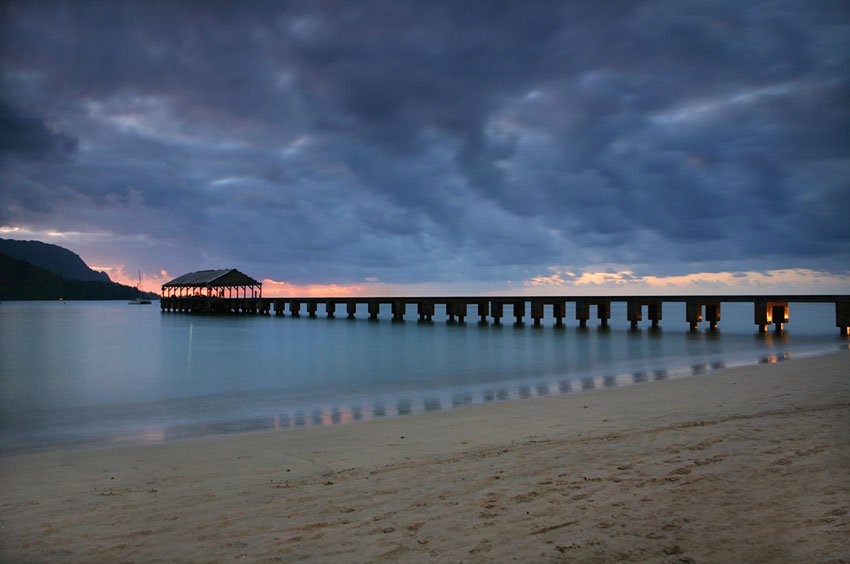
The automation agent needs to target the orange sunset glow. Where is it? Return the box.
[261,278,367,298]
[94,266,171,294]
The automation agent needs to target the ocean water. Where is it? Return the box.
[0,300,846,453]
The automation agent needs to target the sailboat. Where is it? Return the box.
[128,270,152,305]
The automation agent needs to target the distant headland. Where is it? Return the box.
[0,238,158,301]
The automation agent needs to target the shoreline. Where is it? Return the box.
[2,340,845,457]
[2,350,848,561]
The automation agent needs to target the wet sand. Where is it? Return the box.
[1,350,848,562]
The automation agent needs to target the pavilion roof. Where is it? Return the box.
[162,269,261,288]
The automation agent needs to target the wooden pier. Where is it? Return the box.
[159,296,850,336]
[160,270,850,335]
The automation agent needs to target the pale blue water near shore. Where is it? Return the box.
[0,300,846,453]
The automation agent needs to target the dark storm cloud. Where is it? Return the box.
[1,0,848,284]
[0,101,78,161]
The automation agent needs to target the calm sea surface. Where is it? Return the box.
[0,300,845,453]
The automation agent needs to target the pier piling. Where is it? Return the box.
[477,301,490,325]
[531,301,544,327]
[687,301,719,331]
[553,302,566,327]
[836,302,850,336]
[492,302,503,325]
[755,301,789,333]
[627,300,642,330]
[417,302,434,322]
[513,301,525,326]
[705,302,720,331]
[455,302,467,324]
[648,302,662,328]
[392,301,405,322]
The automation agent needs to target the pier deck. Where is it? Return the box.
[160,294,850,335]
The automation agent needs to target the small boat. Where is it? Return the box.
[129,270,152,305]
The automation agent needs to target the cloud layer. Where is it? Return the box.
[1,1,848,291]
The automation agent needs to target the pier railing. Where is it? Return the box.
[160,294,850,335]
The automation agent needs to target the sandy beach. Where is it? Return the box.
[1,350,848,562]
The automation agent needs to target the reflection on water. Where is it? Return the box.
[98,356,753,447]
[452,392,473,406]
[423,397,441,411]
[758,332,790,347]
[2,343,841,453]
[0,301,844,453]
[759,352,792,364]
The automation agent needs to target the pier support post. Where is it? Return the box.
[347,302,357,319]
[836,302,850,337]
[705,302,720,331]
[477,301,489,325]
[755,301,788,333]
[368,301,380,321]
[648,301,662,328]
[491,302,503,325]
[627,300,642,330]
[417,302,434,322]
[686,301,702,332]
[456,302,467,324]
[326,302,335,318]
[576,301,589,328]
[307,301,318,318]
[392,301,405,322]
[289,301,301,318]
[531,301,544,327]
[576,300,610,328]
[597,301,611,328]
[755,302,767,333]
[553,302,566,327]
[513,301,525,326]
[445,302,456,323]
[274,300,284,316]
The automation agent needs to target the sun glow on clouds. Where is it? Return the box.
[102,267,170,294]
[262,278,367,297]
[0,225,107,241]
[524,268,850,294]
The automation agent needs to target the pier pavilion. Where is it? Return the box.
[162,269,262,298]
[162,269,264,312]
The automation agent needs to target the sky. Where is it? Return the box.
[1,1,849,296]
